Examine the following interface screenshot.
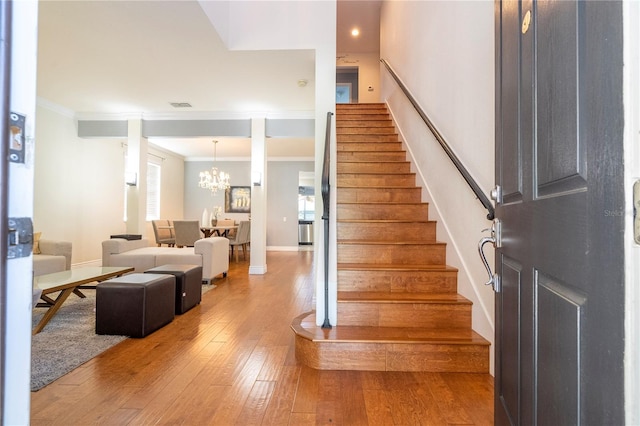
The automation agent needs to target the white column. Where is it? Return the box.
[125,118,148,236]
[249,117,267,274]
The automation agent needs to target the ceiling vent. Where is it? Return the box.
[169,102,192,108]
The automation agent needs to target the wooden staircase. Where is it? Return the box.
[291,103,490,372]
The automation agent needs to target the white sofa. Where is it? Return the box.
[34,239,72,276]
[102,237,229,284]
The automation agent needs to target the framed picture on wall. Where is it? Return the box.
[225,186,251,213]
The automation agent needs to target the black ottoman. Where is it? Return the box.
[96,273,176,337]
[145,264,202,314]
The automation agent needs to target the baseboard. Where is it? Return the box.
[249,265,267,274]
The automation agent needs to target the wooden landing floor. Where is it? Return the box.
[30,251,493,425]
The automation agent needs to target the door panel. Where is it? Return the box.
[495,1,625,424]
[500,0,523,204]
[536,0,584,194]
[497,256,522,425]
[536,273,585,426]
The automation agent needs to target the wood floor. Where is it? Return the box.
[30,252,494,425]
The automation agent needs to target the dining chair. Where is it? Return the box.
[172,220,202,248]
[152,219,175,247]
[216,218,236,238]
[228,220,250,262]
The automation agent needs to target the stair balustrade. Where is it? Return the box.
[321,111,333,329]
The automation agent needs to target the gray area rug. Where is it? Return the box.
[31,283,215,391]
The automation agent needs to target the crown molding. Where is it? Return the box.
[36,97,75,118]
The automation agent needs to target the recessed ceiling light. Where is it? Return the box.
[169,102,192,108]
[351,28,360,37]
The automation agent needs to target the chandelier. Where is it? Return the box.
[198,140,230,194]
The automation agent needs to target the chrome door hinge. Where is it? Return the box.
[634,181,640,244]
[7,217,33,259]
[490,185,502,204]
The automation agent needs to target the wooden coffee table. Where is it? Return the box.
[33,266,134,334]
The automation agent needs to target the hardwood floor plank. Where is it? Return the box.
[291,366,319,414]
[340,371,370,426]
[421,372,475,425]
[235,380,276,425]
[29,252,493,425]
[262,365,302,425]
[362,389,395,425]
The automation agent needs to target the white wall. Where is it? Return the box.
[380,0,496,373]
[34,104,185,264]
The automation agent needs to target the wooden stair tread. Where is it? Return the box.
[336,185,418,190]
[338,172,414,176]
[338,263,458,272]
[338,219,435,224]
[338,291,471,304]
[340,158,409,164]
[338,202,428,206]
[338,240,447,246]
[292,313,489,345]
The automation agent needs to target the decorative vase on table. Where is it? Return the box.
[201,208,209,227]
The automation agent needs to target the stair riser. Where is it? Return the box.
[336,114,391,121]
[337,151,406,162]
[338,142,402,152]
[337,162,411,174]
[337,221,436,242]
[336,120,393,128]
[338,204,428,220]
[338,174,415,187]
[338,134,399,142]
[337,103,386,108]
[337,106,388,112]
[337,187,422,203]
[337,244,446,265]
[337,127,396,135]
[337,269,458,293]
[295,337,489,372]
[337,302,471,328]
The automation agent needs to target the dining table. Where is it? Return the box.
[200,225,238,238]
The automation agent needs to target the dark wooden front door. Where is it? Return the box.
[494,1,625,424]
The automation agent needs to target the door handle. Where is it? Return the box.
[478,221,501,292]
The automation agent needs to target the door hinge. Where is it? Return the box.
[7,217,33,259]
[634,181,640,244]
[490,185,503,204]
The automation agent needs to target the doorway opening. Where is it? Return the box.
[337,66,359,103]
[298,171,315,246]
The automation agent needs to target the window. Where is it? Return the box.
[123,158,162,222]
[146,162,161,220]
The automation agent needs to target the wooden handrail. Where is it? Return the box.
[320,111,333,328]
[381,59,495,220]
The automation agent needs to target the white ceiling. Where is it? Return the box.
[36,0,381,160]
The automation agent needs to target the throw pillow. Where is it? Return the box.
[33,232,42,254]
